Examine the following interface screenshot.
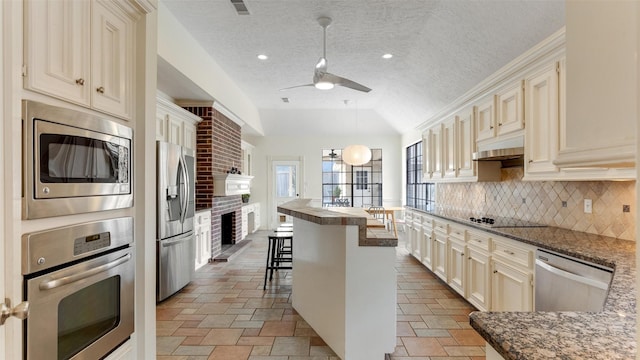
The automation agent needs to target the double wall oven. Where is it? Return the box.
[19,100,136,359]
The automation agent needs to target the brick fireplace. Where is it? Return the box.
[183,105,243,259]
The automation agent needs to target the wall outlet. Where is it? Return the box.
[584,199,592,214]
[623,205,630,213]
[561,201,567,208]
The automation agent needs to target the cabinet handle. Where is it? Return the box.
[490,126,494,129]
[493,270,498,274]
[468,257,472,260]
[476,239,482,243]
[75,78,85,86]
[503,249,515,256]
[498,123,503,126]
[96,86,105,94]
[461,253,465,256]
[528,160,533,163]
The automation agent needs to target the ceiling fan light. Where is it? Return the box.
[315,81,335,90]
[342,145,372,166]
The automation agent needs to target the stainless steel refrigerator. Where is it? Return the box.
[157,141,195,302]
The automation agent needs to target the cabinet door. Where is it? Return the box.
[442,117,457,179]
[476,96,496,142]
[156,109,169,142]
[491,259,532,311]
[467,247,490,311]
[410,222,422,260]
[421,131,432,181]
[457,107,476,178]
[496,81,524,136]
[430,124,444,180]
[183,121,197,150]
[432,232,447,281]
[421,227,433,270]
[525,62,559,175]
[168,116,183,146]
[24,0,91,106]
[91,1,133,119]
[447,238,466,296]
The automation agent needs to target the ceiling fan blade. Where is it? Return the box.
[279,84,314,91]
[323,72,372,93]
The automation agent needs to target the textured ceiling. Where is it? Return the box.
[159,0,565,136]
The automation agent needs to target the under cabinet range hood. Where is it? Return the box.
[472,136,524,167]
[213,174,253,196]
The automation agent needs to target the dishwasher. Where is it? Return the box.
[535,248,613,312]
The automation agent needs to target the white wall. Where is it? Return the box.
[246,133,402,228]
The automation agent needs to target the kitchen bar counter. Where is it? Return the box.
[277,199,397,360]
[410,208,636,359]
[277,199,398,246]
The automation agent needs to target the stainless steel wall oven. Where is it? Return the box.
[22,100,133,219]
[22,217,135,360]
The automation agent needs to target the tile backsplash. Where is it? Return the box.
[436,168,636,241]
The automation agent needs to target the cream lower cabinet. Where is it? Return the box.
[406,210,534,312]
[421,218,433,270]
[466,230,492,311]
[409,217,422,260]
[490,237,534,311]
[447,236,466,297]
[432,229,447,282]
[195,210,212,270]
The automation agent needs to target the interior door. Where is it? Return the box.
[271,160,300,228]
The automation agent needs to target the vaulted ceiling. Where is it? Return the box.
[158,0,565,136]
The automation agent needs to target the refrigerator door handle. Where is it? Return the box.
[179,154,189,224]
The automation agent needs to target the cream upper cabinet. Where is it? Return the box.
[476,96,496,142]
[24,0,137,120]
[421,131,433,181]
[456,107,476,179]
[429,124,444,180]
[157,94,201,150]
[495,81,525,137]
[556,1,637,169]
[524,62,560,177]
[442,117,457,179]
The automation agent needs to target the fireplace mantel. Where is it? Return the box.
[213,174,253,196]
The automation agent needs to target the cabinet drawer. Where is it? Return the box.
[433,220,448,234]
[492,238,533,269]
[448,225,465,241]
[467,231,491,252]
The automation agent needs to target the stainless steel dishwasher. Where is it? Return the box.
[535,248,613,312]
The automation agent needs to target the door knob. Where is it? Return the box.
[0,298,29,325]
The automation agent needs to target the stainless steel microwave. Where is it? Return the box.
[22,100,133,219]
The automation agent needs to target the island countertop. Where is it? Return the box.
[277,199,397,247]
[408,208,636,359]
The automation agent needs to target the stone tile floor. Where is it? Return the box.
[156,230,486,360]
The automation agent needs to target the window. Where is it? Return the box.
[322,148,382,207]
[406,141,435,211]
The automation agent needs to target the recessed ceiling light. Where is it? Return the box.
[382,53,393,59]
[257,54,268,60]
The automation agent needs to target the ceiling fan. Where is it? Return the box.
[281,17,372,93]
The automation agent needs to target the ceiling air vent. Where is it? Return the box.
[281,97,290,103]
[230,0,249,15]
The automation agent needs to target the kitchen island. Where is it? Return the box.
[277,199,397,360]
[410,209,636,360]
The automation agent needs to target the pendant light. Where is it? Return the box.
[341,100,371,166]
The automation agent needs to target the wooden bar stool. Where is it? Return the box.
[263,231,293,290]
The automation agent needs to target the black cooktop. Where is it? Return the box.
[467,216,547,228]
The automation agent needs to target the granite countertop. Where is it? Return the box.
[409,208,636,359]
[277,199,397,247]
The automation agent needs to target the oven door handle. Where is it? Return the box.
[39,253,132,291]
